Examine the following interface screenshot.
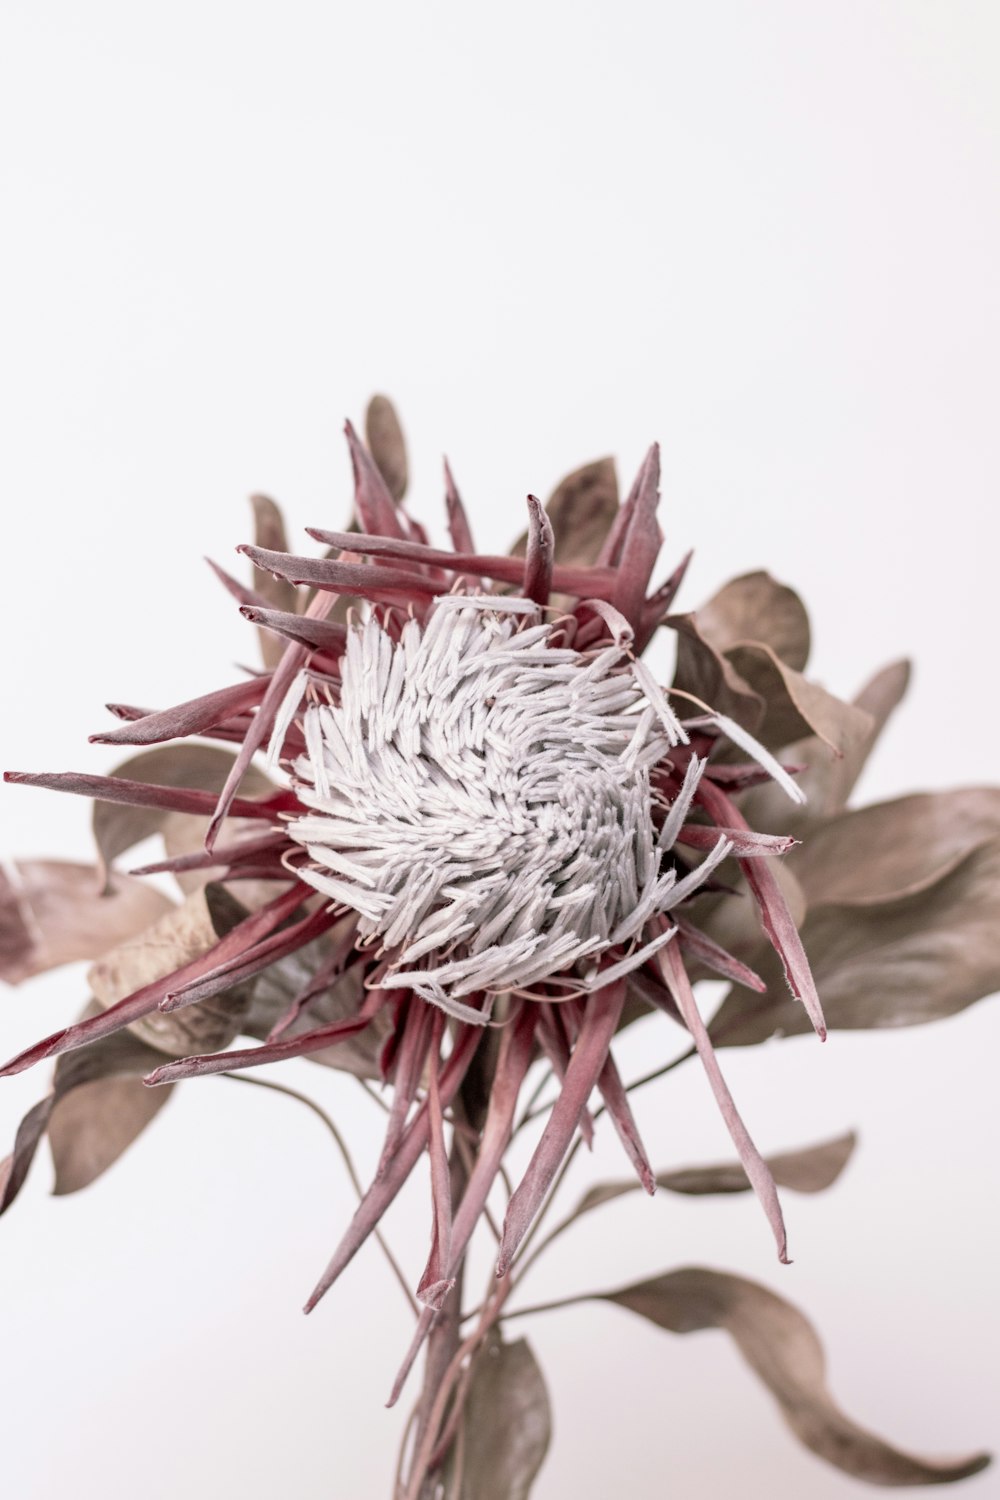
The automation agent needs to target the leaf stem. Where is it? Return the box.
[220,1072,418,1314]
[499,1291,589,1321]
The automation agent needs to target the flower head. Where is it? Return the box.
[1,405,824,1390]
[281,594,704,1014]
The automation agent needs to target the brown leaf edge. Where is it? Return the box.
[442,1332,552,1500]
[0,1017,175,1214]
[711,834,1000,1046]
[570,1130,856,1221]
[92,744,274,885]
[0,859,174,986]
[739,657,911,835]
[364,394,409,505]
[509,457,620,573]
[692,570,811,673]
[249,494,299,665]
[598,1267,989,1486]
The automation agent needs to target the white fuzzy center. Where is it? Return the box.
[284,597,715,1016]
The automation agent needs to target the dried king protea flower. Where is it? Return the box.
[3,397,993,1496]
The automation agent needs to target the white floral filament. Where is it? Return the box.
[285,598,709,1012]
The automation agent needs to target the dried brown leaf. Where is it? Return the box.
[572,1130,856,1219]
[668,613,765,731]
[726,642,873,756]
[445,1332,552,1500]
[92,745,273,882]
[364,394,408,504]
[791,788,1000,908]
[88,884,254,1057]
[544,457,620,569]
[740,658,911,835]
[695,570,811,672]
[711,836,1000,1045]
[249,495,299,664]
[0,860,174,986]
[602,1267,989,1485]
[49,1073,172,1194]
[1,1014,175,1214]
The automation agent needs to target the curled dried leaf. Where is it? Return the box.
[49,1072,172,1194]
[740,658,911,835]
[726,642,873,756]
[602,1267,990,1486]
[1,1015,175,1214]
[694,570,811,672]
[669,613,765,731]
[89,884,253,1057]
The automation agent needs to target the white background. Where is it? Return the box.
[1,3,999,1497]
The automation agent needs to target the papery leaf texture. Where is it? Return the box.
[443,1333,552,1500]
[1,1011,174,1213]
[0,860,173,985]
[91,744,273,880]
[569,1130,856,1221]
[601,1267,990,1486]
[691,569,812,672]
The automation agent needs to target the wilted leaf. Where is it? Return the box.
[694,571,811,672]
[510,457,619,575]
[570,1131,856,1220]
[249,494,299,665]
[364,394,408,503]
[0,1015,175,1213]
[669,613,765,731]
[711,836,1000,1045]
[544,457,620,569]
[0,860,174,986]
[49,1072,171,1193]
[791,788,1000,908]
[726,643,873,756]
[601,1267,990,1485]
[89,884,254,1057]
[92,745,273,882]
[445,1332,552,1500]
[693,861,807,977]
[740,658,911,835]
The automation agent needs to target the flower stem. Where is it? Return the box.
[219,1072,417,1314]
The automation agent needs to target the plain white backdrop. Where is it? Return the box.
[1,3,998,1497]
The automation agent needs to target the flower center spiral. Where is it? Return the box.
[285,596,697,1015]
